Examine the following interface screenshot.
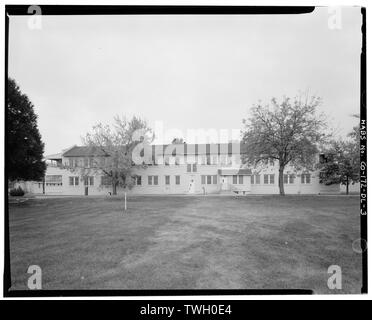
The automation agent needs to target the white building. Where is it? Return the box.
[27,143,340,196]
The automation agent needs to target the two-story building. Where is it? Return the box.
[27,143,340,196]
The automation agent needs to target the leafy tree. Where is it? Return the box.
[7,78,46,181]
[172,137,185,144]
[318,116,360,195]
[241,95,327,195]
[80,116,153,195]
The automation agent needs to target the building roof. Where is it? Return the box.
[62,146,110,157]
[62,143,249,157]
[44,153,63,160]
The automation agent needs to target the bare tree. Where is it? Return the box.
[241,94,328,195]
[80,115,153,195]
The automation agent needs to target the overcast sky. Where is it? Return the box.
[9,7,362,155]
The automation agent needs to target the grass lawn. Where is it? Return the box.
[8,195,362,293]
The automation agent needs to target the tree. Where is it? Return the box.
[241,94,327,195]
[81,115,153,195]
[318,116,360,195]
[172,137,185,144]
[7,78,46,182]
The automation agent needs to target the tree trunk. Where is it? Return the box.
[346,176,349,195]
[278,165,285,196]
[112,181,117,195]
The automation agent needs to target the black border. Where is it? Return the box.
[360,7,367,294]
[3,5,366,297]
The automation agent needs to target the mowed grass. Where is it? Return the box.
[8,195,362,293]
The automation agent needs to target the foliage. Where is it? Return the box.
[7,78,46,181]
[241,94,328,195]
[79,115,153,195]
[9,186,25,197]
[318,115,360,194]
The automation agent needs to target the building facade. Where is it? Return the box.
[28,143,340,196]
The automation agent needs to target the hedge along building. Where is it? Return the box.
[32,142,340,196]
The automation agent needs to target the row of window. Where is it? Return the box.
[250,174,311,185]
[66,155,240,168]
[46,173,312,188]
[68,176,94,186]
[147,175,181,186]
[201,175,218,185]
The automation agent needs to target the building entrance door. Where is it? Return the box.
[221,176,229,191]
[188,176,195,194]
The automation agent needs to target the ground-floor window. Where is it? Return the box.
[136,175,142,186]
[101,176,111,186]
[165,175,170,185]
[251,174,261,184]
[175,175,180,185]
[239,175,244,184]
[201,175,217,185]
[284,174,296,184]
[264,174,275,184]
[69,176,78,186]
[233,175,243,184]
[84,176,94,186]
[148,175,158,185]
[301,173,311,184]
[46,175,62,186]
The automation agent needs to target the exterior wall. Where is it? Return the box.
[40,163,340,196]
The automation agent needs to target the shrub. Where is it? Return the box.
[9,186,25,197]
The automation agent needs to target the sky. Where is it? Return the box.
[8,7,362,155]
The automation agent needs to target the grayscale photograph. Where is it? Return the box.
[5,5,366,296]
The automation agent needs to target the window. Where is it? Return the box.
[84,177,93,186]
[239,175,244,184]
[89,158,94,168]
[69,158,74,167]
[175,175,180,185]
[187,164,192,172]
[69,177,74,186]
[264,174,274,184]
[301,174,311,184]
[255,174,261,184]
[101,176,110,186]
[284,174,289,184]
[165,175,170,185]
[213,175,217,184]
[206,156,211,165]
[269,174,275,184]
[233,175,238,184]
[192,163,197,172]
[74,177,79,186]
[136,176,142,186]
[148,175,158,185]
[284,174,295,184]
[202,175,217,185]
[45,175,62,186]
[84,158,89,167]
